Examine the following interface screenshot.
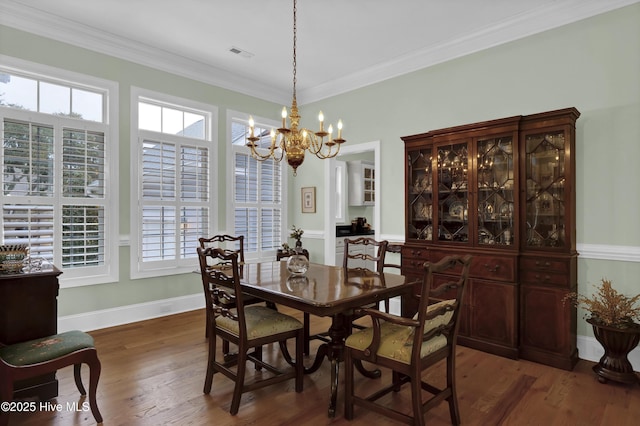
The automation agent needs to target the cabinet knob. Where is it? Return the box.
[484,263,500,273]
[534,274,551,282]
[535,261,551,268]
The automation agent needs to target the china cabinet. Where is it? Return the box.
[401,108,579,369]
[348,160,375,206]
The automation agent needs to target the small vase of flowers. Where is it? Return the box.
[290,225,304,248]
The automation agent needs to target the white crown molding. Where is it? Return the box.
[2,0,638,104]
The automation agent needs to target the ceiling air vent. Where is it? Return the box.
[229,46,254,59]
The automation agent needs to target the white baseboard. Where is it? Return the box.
[57,293,204,333]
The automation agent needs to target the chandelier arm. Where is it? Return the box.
[249,143,278,161]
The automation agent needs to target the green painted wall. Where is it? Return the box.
[1,4,639,339]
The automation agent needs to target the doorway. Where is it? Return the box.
[323,141,381,265]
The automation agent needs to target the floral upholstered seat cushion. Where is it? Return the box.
[345,300,455,365]
[0,330,95,367]
[216,305,303,339]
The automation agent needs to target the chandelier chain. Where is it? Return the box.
[292,0,297,100]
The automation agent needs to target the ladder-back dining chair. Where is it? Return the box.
[199,247,304,415]
[344,254,472,425]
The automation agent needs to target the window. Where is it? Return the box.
[0,57,118,287]
[131,88,216,278]
[228,111,286,261]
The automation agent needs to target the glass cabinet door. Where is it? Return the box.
[436,142,468,243]
[407,148,433,240]
[476,137,515,247]
[524,131,566,248]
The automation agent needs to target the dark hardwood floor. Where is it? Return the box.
[7,308,640,425]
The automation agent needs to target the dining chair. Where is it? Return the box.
[344,237,390,315]
[198,247,304,415]
[0,330,103,426]
[198,235,270,341]
[344,254,472,425]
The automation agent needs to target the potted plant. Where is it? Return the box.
[564,278,640,384]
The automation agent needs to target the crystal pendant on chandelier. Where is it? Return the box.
[245,0,346,175]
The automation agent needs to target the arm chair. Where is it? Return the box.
[198,247,304,415]
[0,330,103,426]
[344,254,472,425]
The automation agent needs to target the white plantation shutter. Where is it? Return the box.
[133,90,215,276]
[231,114,284,259]
[0,61,117,286]
[2,204,54,261]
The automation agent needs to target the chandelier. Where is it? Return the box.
[246,0,346,175]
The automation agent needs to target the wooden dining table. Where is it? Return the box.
[237,260,419,417]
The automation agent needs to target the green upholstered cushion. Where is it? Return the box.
[216,305,302,339]
[0,330,95,366]
[345,300,455,365]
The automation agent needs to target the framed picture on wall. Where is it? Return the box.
[301,187,316,213]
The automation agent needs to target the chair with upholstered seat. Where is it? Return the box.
[198,235,271,339]
[199,247,304,415]
[344,254,472,425]
[0,330,103,426]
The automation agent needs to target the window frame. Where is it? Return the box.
[130,87,217,279]
[0,55,119,288]
[226,110,287,262]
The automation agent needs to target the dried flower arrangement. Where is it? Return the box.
[289,226,304,242]
[564,278,640,328]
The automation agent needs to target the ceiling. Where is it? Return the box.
[1,0,637,104]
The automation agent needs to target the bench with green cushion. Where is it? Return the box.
[0,330,103,425]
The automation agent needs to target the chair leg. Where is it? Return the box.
[447,354,461,425]
[392,370,402,392]
[203,330,217,394]
[411,365,424,425]
[254,345,263,371]
[73,363,86,395]
[230,345,248,415]
[344,349,355,420]
[0,379,14,426]
[87,352,103,424]
[303,313,310,355]
[295,331,304,392]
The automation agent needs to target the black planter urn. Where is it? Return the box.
[588,318,640,385]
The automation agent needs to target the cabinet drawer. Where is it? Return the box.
[401,246,429,273]
[520,270,569,287]
[520,257,569,274]
[470,255,516,282]
[402,246,428,260]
